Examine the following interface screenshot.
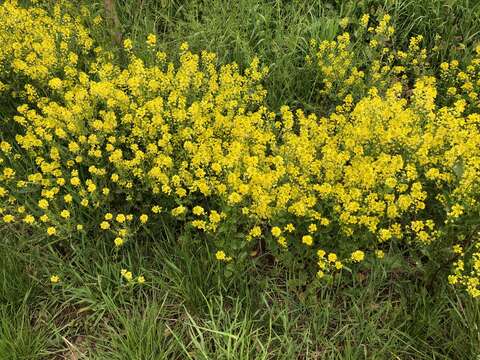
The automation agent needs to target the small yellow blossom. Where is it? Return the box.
[38,199,49,209]
[448,275,458,285]
[317,249,326,258]
[277,236,287,248]
[47,227,57,236]
[302,235,313,246]
[121,269,133,281]
[215,250,226,261]
[452,244,463,254]
[351,250,365,263]
[328,253,337,263]
[192,206,204,215]
[249,226,262,238]
[146,33,157,46]
[271,226,282,237]
[23,215,35,224]
[123,38,133,51]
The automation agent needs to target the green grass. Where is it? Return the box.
[1,225,479,359]
[1,0,480,358]
[94,0,480,109]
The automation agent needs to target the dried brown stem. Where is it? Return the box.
[104,0,122,47]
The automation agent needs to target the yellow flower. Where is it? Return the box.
[193,206,204,215]
[215,250,226,260]
[116,214,126,223]
[71,177,80,186]
[60,210,70,219]
[302,235,313,246]
[228,192,242,204]
[23,215,35,224]
[114,237,124,247]
[249,226,262,238]
[47,226,57,236]
[452,244,463,254]
[277,236,287,248]
[3,168,14,178]
[50,275,60,284]
[171,205,186,217]
[48,78,62,90]
[139,214,148,224]
[360,14,369,27]
[351,250,365,262]
[271,226,282,237]
[93,15,102,25]
[146,33,157,46]
[448,275,458,285]
[38,199,49,209]
[327,253,337,263]
[100,221,110,230]
[209,211,221,224]
[339,17,349,29]
[449,204,464,218]
[137,275,145,284]
[123,38,133,51]
[121,269,133,281]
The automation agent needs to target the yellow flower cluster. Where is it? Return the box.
[0,0,93,92]
[121,269,145,284]
[1,2,480,297]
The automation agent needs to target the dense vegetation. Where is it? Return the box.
[1,0,480,358]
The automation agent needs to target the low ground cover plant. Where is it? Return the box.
[2,1,480,358]
[1,0,480,299]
